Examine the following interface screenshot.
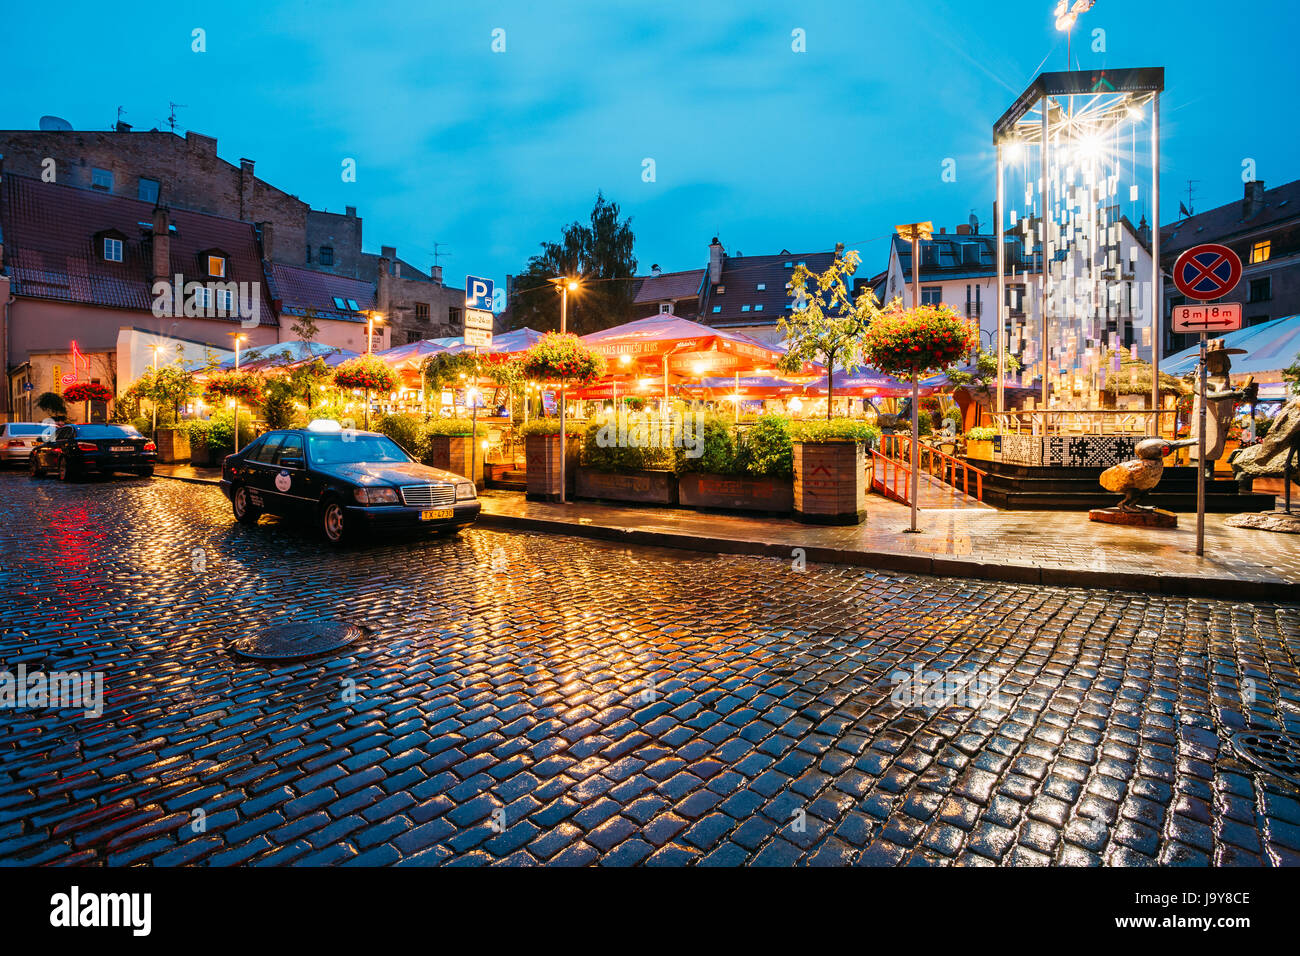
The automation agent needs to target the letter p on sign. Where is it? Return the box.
[466,276,494,311]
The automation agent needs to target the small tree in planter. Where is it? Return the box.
[519,417,587,501]
[518,333,605,502]
[788,418,881,524]
[62,382,114,423]
[862,304,975,529]
[203,370,264,455]
[778,248,884,419]
[130,365,199,459]
[334,355,396,429]
[36,391,67,422]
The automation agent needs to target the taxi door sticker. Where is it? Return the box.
[275,470,292,492]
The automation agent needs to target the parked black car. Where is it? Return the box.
[219,421,481,544]
[30,423,157,481]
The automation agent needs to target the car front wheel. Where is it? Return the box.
[232,484,261,524]
[320,498,351,545]
[31,455,45,479]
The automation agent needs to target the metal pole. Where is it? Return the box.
[1150,94,1163,431]
[151,349,159,436]
[559,286,567,504]
[233,340,241,454]
[996,144,1006,415]
[1196,332,1207,556]
[470,346,479,490]
[734,370,740,424]
[910,231,921,532]
[1040,96,1050,410]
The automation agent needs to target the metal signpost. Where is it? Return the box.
[1172,244,1243,556]
[465,278,495,490]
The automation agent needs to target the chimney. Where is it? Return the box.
[650,263,662,277]
[939,227,947,234]
[115,120,132,133]
[431,265,444,284]
[956,224,971,236]
[376,255,392,316]
[345,205,357,218]
[1243,180,1266,218]
[239,158,256,221]
[380,246,397,277]
[151,206,171,281]
[708,238,725,285]
[257,221,274,261]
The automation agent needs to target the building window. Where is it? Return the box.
[195,287,213,310]
[103,238,123,262]
[406,331,422,345]
[137,178,160,203]
[415,302,430,322]
[783,262,793,268]
[754,304,764,311]
[91,167,113,191]
[1250,240,1271,264]
[712,306,722,314]
[659,303,673,314]
[449,307,462,327]
[757,283,766,291]
[207,255,226,278]
[741,305,751,312]
[306,246,312,264]
[921,286,942,305]
[715,285,725,294]
[332,296,346,310]
[1248,277,1272,303]
[216,288,234,312]
[319,246,334,266]
[346,298,360,311]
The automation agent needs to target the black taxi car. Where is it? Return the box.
[219,420,480,544]
[30,423,157,481]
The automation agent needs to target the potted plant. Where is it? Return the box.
[421,417,486,484]
[676,414,795,514]
[787,418,881,524]
[520,417,585,501]
[131,365,198,462]
[518,333,605,502]
[964,426,999,461]
[35,391,68,423]
[333,355,396,429]
[62,382,114,423]
[576,412,679,505]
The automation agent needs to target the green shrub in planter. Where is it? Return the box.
[965,426,998,442]
[375,413,426,456]
[581,415,674,473]
[674,415,737,476]
[518,417,587,437]
[790,418,881,448]
[733,415,793,479]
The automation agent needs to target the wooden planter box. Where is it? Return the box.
[191,443,216,467]
[426,434,484,486]
[677,472,793,514]
[966,439,995,461]
[575,467,677,505]
[154,427,190,463]
[524,434,580,501]
[793,440,867,525]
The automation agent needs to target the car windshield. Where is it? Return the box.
[76,425,141,439]
[307,434,412,465]
[8,424,49,436]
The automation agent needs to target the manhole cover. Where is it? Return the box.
[231,620,367,662]
[1229,730,1300,785]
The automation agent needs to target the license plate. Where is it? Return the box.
[111,446,135,452]
[420,509,454,521]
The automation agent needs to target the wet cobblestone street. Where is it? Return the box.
[2,471,1299,866]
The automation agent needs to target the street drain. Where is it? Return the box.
[1229,731,1300,785]
[231,620,368,662]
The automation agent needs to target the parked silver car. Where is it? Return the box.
[0,422,56,465]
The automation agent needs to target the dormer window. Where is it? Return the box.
[332,296,347,310]
[103,237,123,262]
[346,298,360,311]
[756,283,766,291]
[716,285,725,294]
[207,255,227,278]
[659,303,674,314]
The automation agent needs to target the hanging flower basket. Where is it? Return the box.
[861,305,976,379]
[518,333,605,387]
[62,382,114,404]
[204,370,264,405]
[334,355,397,392]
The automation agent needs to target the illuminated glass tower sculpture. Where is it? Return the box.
[992,68,1164,415]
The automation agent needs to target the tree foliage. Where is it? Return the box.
[510,193,637,335]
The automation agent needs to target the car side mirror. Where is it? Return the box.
[279,457,305,469]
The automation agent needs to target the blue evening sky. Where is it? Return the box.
[4,0,1294,289]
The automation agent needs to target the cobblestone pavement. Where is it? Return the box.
[2,471,1299,866]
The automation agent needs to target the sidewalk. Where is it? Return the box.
[151,464,1299,599]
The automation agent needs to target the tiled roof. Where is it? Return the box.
[894,234,1000,280]
[633,269,705,304]
[266,262,376,323]
[1161,180,1300,258]
[0,173,275,325]
[702,251,837,327]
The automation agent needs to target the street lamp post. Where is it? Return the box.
[230,333,247,454]
[149,343,164,437]
[895,221,934,534]
[551,277,580,504]
[364,311,384,429]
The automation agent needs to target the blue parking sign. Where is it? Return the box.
[465,275,494,311]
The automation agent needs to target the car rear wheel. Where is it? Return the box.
[57,457,74,482]
[320,498,351,546]
[232,484,261,524]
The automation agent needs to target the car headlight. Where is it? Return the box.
[353,487,399,505]
[455,481,477,500]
